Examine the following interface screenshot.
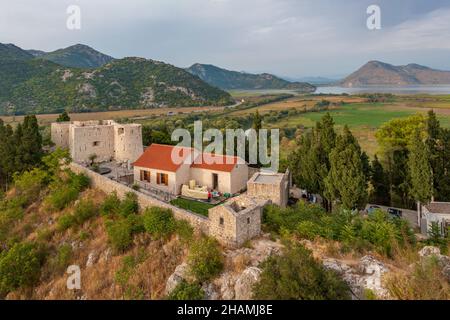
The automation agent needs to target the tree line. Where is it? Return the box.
[288,110,450,211]
[0,115,42,190]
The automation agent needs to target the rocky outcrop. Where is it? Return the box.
[165,262,191,295]
[234,267,262,300]
[418,246,450,281]
[323,255,390,300]
[165,237,280,300]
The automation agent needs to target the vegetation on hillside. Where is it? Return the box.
[0,44,234,115]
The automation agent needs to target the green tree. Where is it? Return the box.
[325,126,368,210]
[370,155,390,205]
[408,129,433,204]
[56,111,71,122]
[376,114,426,208]
[253,243,350,300]
[288,113,337,211]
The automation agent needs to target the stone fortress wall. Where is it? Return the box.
[51,120,143,164]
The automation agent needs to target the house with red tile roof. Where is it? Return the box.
[133,144,249,196]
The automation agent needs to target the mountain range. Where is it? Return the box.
[186,63,316,92]
[341,61,450,87]
[0,43,233,115]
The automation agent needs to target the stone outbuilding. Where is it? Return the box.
[247,170,290,208]
[208,195,268,248]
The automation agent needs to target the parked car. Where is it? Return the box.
[387,208,402,218]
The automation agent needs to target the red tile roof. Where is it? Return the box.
[133,144,244,173]
[133,144,194,172]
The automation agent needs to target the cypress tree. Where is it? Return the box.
[325,126,368,210]
[408,129,433,204]
[21,115,43,170]
[370,155,390,205]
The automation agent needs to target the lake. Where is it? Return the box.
[315,85,450,95]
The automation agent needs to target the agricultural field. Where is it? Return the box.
[226,93,450,157]
[0,106,225,126]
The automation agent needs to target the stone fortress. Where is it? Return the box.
[51,120,143,164]
[52,119,290,247]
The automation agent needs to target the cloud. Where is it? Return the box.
[0,0,450,76]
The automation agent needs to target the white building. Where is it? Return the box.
[133,144,249,196]
[418,202,450,236]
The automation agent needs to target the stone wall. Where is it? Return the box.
[247,171,290,207]
[208,196,266,248]
[69,163,209,234]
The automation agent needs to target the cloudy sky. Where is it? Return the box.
[1,0,450,78]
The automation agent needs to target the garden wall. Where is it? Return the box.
[69,163,209,234]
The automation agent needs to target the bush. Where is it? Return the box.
[46,186,80,211]
[264,204,415,256]
[57,213,76,231]
[187,237,223,282]
[119,193,139,217]
[167,281,204,300]
[127,214,145,234]
[175,219,194,243]
[73,200,96,225]
[143,207,176,239]
[0,242,45,297]
[53,244,72,271]
[253,242,351,300]
[106,219,133,252]
[13,168,48,205]
[45,172,90,211]
[100,192,121,217]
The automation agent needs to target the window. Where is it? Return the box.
[157,173,169,186]
[140,170,150,183]
[247,217,251,224]
[93,141,101,147]
[219,217,224,226]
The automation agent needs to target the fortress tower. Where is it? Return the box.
[51,120,143,164]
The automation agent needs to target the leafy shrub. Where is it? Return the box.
[45,172,89,211]
[53,244,72,271]
[143,207,176,239]
[0,242,46,297]
[73,200,96,225]
[253,242,351,300]
[127,214,145,234]
[57,213,75,232]
[264,203,415,256]
[106,219,133,252]
[46,186,80,211]
[187,237,223,282]
[100,192,121,217]
[119,193,139,217]
[167,281,204,300]
[13,168,48,205]
[175,219,194,243]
